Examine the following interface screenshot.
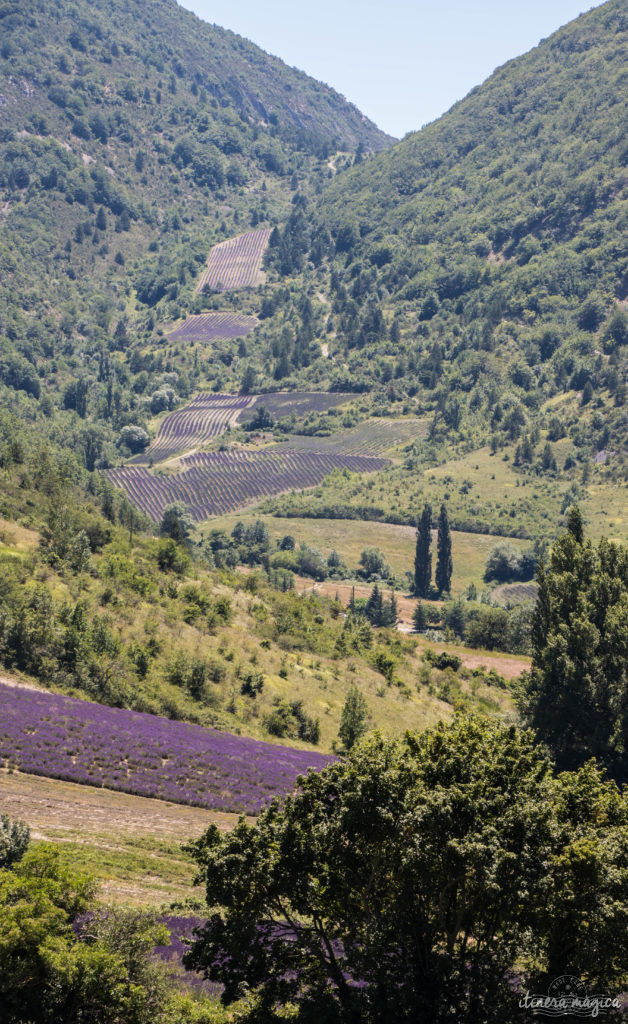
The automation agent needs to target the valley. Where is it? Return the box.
[0,0,626,1019]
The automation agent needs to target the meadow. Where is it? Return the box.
[205,515,530,597]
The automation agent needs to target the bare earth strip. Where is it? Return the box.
[0,770,240,841]
[0,770,244,905]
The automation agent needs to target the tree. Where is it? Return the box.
[517,509,628,780]
[240,365,256,395]
[118,425,149,454]
[412,600,427,632]
[435,504,452,596]
[0,815,29,869]
[338,685,369,752]
[358,547,391,580]
[0,846,174,1024]
[159,502,194,546]
[185,719,628,1023]
[364,584,383,626]
[414,503,432,597]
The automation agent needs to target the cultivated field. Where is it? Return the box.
[168,311,259,342]
[134,392,356,467]
[0,683,332,815]
[196,227,272,292]
[285,417,428,456]
[238,391,353,424]
[107,446,390,522]
[132,393,256,464]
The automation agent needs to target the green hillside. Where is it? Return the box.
[246,0,626,488]
[0,0,391,473]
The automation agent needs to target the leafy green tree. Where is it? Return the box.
[358,547,391,580]
[185,718,628,1022]
[338,684,369,751]
[0,845,191,1024]
[159,502,194,546]
[0,815,30,869]
[435,503,452,596]
[517,508,628,780]
[414,502,432,597]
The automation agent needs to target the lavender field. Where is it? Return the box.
[196,228,271,292]
[0,684,333,815]
[168,312,259,343]
[107,445,389,522]
[133,393,256,464]
[237,391,352,424]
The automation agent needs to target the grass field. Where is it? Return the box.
[261,444,628,543]
[0,770,230,905]
[203,515,529,596]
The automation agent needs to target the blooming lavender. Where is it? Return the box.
[0,684,333,815]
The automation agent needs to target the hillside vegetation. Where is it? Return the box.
[239,0,627,514]
[0,0,391,477]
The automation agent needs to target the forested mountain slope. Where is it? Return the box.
[0,0,391,472]
[254,0,626,477]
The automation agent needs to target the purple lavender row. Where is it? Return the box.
[0,684,333,815]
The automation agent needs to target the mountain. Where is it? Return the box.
[252,0,626,470]
[0,0,391,458]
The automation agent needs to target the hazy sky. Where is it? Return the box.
[180,1,599,138]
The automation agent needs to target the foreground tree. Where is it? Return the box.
[185,718,628,1023]
[517,507,628,780]
[414,502,432,597]
[0,841,188,1024]
[435,503,452,596]
[0,814,30,869]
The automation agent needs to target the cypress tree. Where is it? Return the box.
[414,503,432,597]
[435,503,453,596]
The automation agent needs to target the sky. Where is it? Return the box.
[180,1,599,139]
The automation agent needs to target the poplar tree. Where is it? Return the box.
[414,503,432,597]
[435,503,453,596]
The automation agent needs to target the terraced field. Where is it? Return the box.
[132,391,356,466]
[196,227,272,292]
[107,446,390,522]
[132,393,256,464]
[168,312,259,342]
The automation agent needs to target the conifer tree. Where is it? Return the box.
[365,584,383,626]
[414,503,432,597]
[435,503,453,596]
[413,601,427,632]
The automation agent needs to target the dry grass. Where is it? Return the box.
[204,514,528,596]
[0,769,236,906]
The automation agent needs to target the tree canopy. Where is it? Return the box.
[185,717,628,1023]
[517,508,628,780]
